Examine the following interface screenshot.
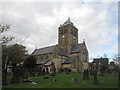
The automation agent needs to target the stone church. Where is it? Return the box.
[32,18,89,72]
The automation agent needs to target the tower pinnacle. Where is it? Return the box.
[60,17,74,27]
[68,17,70,23]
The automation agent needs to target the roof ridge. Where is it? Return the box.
[37,44,57,50]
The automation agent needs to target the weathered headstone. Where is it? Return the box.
[83,70,86,80]
[49,66,56,76]
[23,68,28,79]
[11,66,20,83]
[52,78,57,83]
[68,69,71,73]
[64,68,69,74]
[43,76,49,79]
[83,62,89,80]
[59,68,62,73]
[37,67,42,76]
[32,71,36,76]
[89,69,94,76]
[71,77,78,84]
[118,68,120,88]
[53,66,56,75]
[22,78,28,83]
[22,68,28,83]
[93,69,98,85]
[2,68,8,85]
[19,66,24,77]
[99,67,104,76]
[41,67,45,75]
[31,82,38,84]
[86,69,89,79]
[83,69,89,80]
[28,78,32,82]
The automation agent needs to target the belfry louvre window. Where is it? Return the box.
[46,54,49,59]
[64,29,67,33]
[60,30,63,35]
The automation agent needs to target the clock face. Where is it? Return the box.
[62,35,65,38]
[73,36,75,39]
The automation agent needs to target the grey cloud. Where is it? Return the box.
[0,2,118,59]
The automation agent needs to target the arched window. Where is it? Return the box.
[64,30,67,33]
[41,55,43,59]
[60,30,63,35]
[46,54,49,59]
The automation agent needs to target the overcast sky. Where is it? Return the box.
[0,0,119,61]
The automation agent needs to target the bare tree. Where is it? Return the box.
[0,24,14,85]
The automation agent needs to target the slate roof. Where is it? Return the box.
[63,56,77,64]
[32,45,68,57]
[58,47,68,57]
[32,43,84,56]
[71,43,83,54]
[36,59,50,65]
[60,17,74,27]
[32,45,56,55]
[44,60,53,66]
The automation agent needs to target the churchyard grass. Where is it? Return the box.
[3,72,118,88]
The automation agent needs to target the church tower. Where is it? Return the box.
[58,18,78,55]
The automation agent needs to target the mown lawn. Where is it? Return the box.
[3,72,118,88]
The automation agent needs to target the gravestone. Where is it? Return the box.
[83,62,89,80]
[37,67,42,76]
[22,68,29,82]
[52,78,57,83]
[86,69,89,79]
[83,69,89,80]
[118,68,120,88]
[2,68,8,85]
[32,71,36,76]
[93,69,98,85]
[71,77,78,84]
[22,74,33,83]
[22,78,28,83]
[28,78,32,82]
[83,70,86,80]
[59,68,62,73]
[43,76,49,79]
[68,69,71,73]
[53,66,56,75]
[23,68,28,79]
[99,67,104,76]
[49,66,56,76]
[31,82,38,84]
[11,66,20,83]
[19,66,24,77]
[89,69,94,76]
[64,68,69,74]
[41,67,45,75]
[49,70,55,76]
